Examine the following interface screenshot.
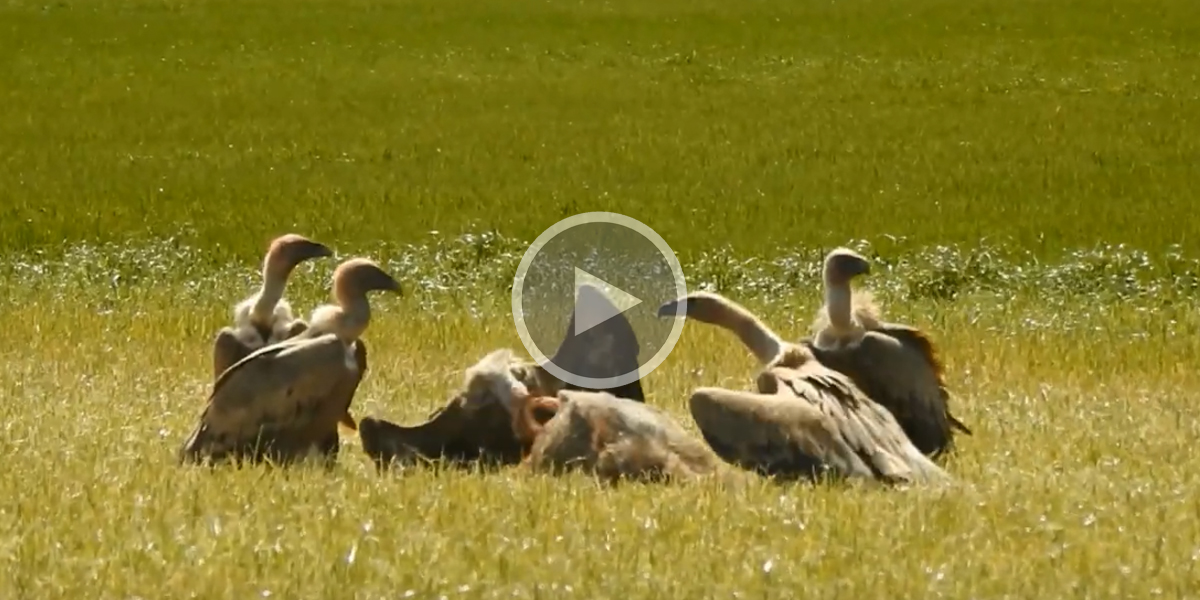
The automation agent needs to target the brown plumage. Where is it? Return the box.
[179,258,401,467]
[516,389,727,484]
[212,233,333,380]
[657,291,950,485]
[357,349,536,471]
[804,247,972,458]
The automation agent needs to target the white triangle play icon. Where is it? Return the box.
[573,268,643,336]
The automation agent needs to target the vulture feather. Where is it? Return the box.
[358,348,536,471]
[804,247,972,458]
[212,233,333,380]
[179,258,401,467]
[657,291,950,485]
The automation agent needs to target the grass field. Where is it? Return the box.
[4,0,1200,596]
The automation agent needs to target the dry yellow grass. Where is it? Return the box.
[3,266,1198,597]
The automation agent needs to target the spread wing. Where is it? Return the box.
[180,334,355,466]
[804,323,969,457]
[688,361,949,485]
[358,396,524,471]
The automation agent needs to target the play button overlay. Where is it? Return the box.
[512,212,688,390]
[572,268,642,334]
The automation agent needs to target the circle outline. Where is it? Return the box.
[511,211,688,390]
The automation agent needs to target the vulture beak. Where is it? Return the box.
[301,240,335,261]
[656,298,685,319]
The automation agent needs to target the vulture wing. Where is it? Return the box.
[688,360,949,485]
[358,396,524,471]
[180,333,355,466]
[804,323,970,457]
[872,322,973,437]
[212,326,259,381]
[211,319,311,380]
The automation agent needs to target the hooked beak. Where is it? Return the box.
[302,241,335,261]
[656,297,688,319]
[387,277,404,296]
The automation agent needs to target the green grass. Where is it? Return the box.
[3,0,1200,596]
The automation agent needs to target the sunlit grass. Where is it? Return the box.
[4,241,1200,596]
[3,0,1200,261]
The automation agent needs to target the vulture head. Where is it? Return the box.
[264,233,335,279]
[238,233,334,328]
[812,248,881,342]
[332,257,403,304]
[822,247,871,286]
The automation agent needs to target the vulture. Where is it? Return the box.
[656,291,950,485]
[358,348,535,471]
[510,389,728,485]
[212,233,334,380]
[358,284,650,471]
[803,247,972,458]
[178,257,402,468]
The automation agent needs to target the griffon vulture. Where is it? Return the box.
[656,291,950,485]
[179,258,402,467]
[804,247,972,458]
[212,233,333,380]
[510,389,727,484]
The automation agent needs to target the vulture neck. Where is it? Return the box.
[249,262,290,325]
[823,279,855,333]
[701,299,783,365]
[330,288,371,342]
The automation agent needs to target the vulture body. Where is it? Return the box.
[512,389,727,484]
[804,248,972,458]
[180,258,401,467]
[657,291,950,485]
[358,285,649,471]
[212,234,334,379]
[358,349,534,471]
